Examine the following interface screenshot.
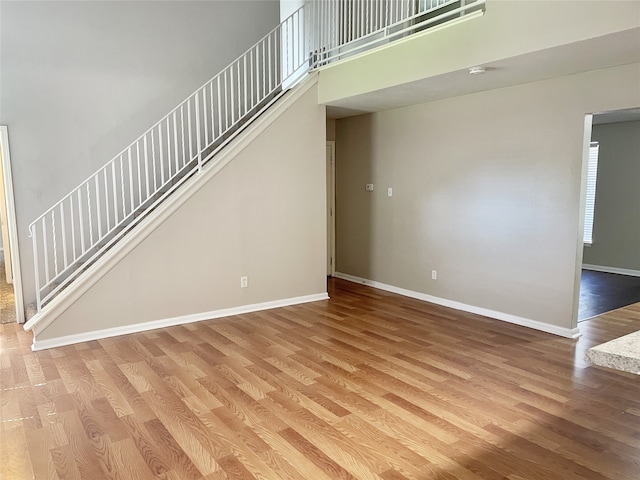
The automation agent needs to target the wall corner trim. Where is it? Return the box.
[334,272,581,339]
[31,292,329,351]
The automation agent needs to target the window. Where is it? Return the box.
[584,141,599,245]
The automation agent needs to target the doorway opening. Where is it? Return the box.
[0,126,25,324]
[578,109,640,322]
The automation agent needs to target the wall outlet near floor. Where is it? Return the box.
[365,183,374,191]
[431,270,437,280]
[240,276,248,288]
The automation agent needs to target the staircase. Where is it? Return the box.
[25,0,485,323]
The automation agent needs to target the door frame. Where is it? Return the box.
[0,126,25,323]
[327,141,336,277]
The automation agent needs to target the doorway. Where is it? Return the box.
[577,109,640,322]
[326,141,335,276]
[0,126,25,324]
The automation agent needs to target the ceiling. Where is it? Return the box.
[325,27,640,119]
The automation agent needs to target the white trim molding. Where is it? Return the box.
[31,292,329,351]
[582,264,640,278]
[334,272,581,339]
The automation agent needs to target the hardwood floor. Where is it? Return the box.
[2,278,640,479]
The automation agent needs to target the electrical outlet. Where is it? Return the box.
[431,270,437,280]
[365,184,374,191]
[388,187,393,197]
[240,276,248,288]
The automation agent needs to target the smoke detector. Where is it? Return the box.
[468,66,487,75]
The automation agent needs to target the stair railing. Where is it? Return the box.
[28,4,312,312]
[28,0,486,314]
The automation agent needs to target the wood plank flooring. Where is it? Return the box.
[2,278,640,479]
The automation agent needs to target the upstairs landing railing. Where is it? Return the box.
[309,0,485,66]
[28,0,485,314]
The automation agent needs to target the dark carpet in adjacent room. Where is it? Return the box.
[579,269,640,321]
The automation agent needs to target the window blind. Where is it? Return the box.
[584,142,599,245]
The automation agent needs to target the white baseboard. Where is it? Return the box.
[31,292,329,351]
[582,264,640,277]
[334,272,580,339]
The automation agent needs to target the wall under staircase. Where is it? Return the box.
[29,78,327,350]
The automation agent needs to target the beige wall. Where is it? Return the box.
[335,63,640,331]
[319,0,640,105]
[37,85,326,340]
[583,120,640,271]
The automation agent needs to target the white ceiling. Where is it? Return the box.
[325,27,640,119]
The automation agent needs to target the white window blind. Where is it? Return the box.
[584,142,599,245]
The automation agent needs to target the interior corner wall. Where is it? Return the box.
[0,0,280,308]
[583,120,640,271]
[335,63,640,331]
[35,84,327,341]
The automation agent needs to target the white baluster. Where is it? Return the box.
[187,99,193,164]
[52,210,58,276]
[151,130,157,193]
[78,190,85,254]
[31,227,42,312]
[87,183,93,246]
[136,142,142,205]
[112,162,118,224]
[195,91,202,173]
[128,147,135,214]
[144,135,150,197]
[158,125,165,185]
[60,203,68,269]
[70,191,76,262]
[95,175,102,239]
[173,111,180,174]
[103,168,110,232]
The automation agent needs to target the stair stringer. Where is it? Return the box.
[25,75,328,350]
